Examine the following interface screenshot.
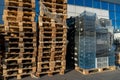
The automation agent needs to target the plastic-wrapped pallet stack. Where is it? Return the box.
[2,0,36,79]
[67,11,116,75]
[74,11,97,72]
[37,0,67,77]
[66,17,76,69]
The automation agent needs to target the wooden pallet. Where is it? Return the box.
[55,22,67,27]
[51,56,66,61]
[5,47,37,53]
[0,25,5,33]
[38,46,66,53]
[21,47,36,53]
[19,32,36,37]
[5,0,35,3]
[5,1,19,7]
[75,66,116,75]
[5,0,34,2]
[50,61,66,69]
[4,58,36,65]
[4,10,35,18]
[37,56,51,62]
[19,2,35,8]
[55,0,67,4]
[5,52,36,59]
[37,62,50,71]
[4,6,34,13]
[19,21,36,26]
[42,36,65,40]
[55,24,67,28]
[37,61,66,71]
[3,16,18,21]
[4,37,36,44]
[5,42,36,47]
[23,11,35,17]
[4,24,36,32]
[3,16,35,23]
[39,16,53,22]
[3,63,36,71]
[34,68,65,78]
[3,9,20,15]
[4,6,19,11]
[35,70,65,78]
[115,60,120,64]
[115,53,120,58]
[3,26,35,33]
[3,73,33,80]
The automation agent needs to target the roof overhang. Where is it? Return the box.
[101,0,120,4]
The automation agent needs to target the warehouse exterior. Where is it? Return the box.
[1,0,120,29]
[67,0,120,29]
[0,0,119,79]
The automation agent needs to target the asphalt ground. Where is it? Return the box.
[9,70,120,80]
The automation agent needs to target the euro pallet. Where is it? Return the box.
[19,0,35,3]
[3,72,33,80]
[5,42,36,48]
[4,7,35,14]
[50,56,66,61]
[3,63,36,72]
[4,57,35,62]
[37,56,51,62]
[5,37,36,42]
[3,15,35,22]
[3,10,35,18]
[5,47,37,53]
[5,1,19,7]
[75,66,116,75]
[4,53,35,59]
[3,67,36,75]
[35,69,65,78]
[19,2,35,8]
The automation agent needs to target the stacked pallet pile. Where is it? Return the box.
[116,53,120,65]
[37,0,67,77]
[0,25,4,33]
[115,40,120,67]
[114,32,120,67]
[0,25,5,76]
[68,11,116,75]
[3,0,36,79]
[0,34,4,76]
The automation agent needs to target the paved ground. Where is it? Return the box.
[10,70,120,80]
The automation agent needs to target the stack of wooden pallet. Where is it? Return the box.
[37,0,67,77]
[116,53,120,64]
[0,25,5,76]
[3,0,36,79]
[0,25,4,33]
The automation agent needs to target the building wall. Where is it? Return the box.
[68,0,120,29]
[0,0,4,24]
[67,4,109,19]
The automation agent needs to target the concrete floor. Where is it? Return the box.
[10,70,120,80]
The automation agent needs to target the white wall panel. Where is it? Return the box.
[67,4,109,19]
